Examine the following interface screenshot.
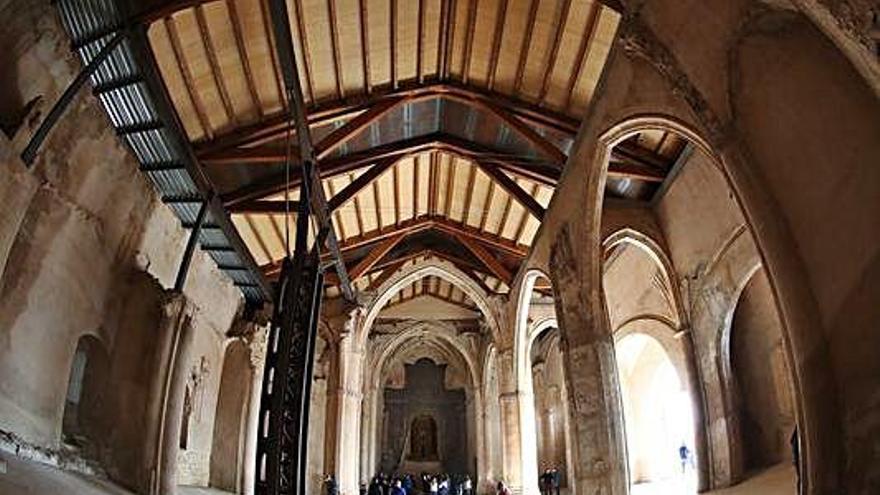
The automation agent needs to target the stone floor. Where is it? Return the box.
[0,452,795,495]
[0,453,130,495]
[631,463,796,495]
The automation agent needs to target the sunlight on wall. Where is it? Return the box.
[616,334,696,492]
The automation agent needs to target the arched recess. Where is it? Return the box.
[529,323,574,494]
[615,330,695,490]
[594,115,808,490]
[61,334,110,455]
[359,260,501,348]
[512,269,561,495]
[336,259,498,495]
[361,320,482,480]
[602,228,684,329]
[602,222,702,491]
[210,339,253,492]
[725,267,797,480]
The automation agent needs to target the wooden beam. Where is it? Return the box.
[537,0,571,104]
[348,232,406,280]
[228,199,301,213]
[314,96,407,160]
[326,157,399,212]
[476,98,566,164]
[262,215,528,277]
[475,162,546,220]
[453,232,513,285]
[218,133,563,206]
[366,258,408,291]
[193,82,581,156]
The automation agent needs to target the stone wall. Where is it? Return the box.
[514,2,880,492]
[0,1,249,492]
[731,268,796,470]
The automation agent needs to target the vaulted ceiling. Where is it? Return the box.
[136,0,687,301]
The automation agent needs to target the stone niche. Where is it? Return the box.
[380,358,467,475]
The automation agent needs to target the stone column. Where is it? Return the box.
[141,294,182,494]
[677,327,711,492]
[334,317,365,495]
[550,225,627,495]
[497,349,528,495]
[153,294,197,495]
[242,324,268,495]
[517,385,540,495]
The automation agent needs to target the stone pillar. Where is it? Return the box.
[677,327,711,492]
[334,317,365,495]
[359,388,375,480]
[517,386,540,495]
[242,325,268,495]
[142,293,187,494]
[549,225,627,495]
[152,294,196,495]
[497,349,527,495]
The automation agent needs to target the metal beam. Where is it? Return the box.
[174,199,208,291]
[266,0,354,301]
[124,24,273,301]
[21,32,125,166]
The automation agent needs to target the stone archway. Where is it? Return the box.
[336,259,496,494]
[209,339,252,493]
[61,334,110,455]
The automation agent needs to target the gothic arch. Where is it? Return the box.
[367,321,480,391]
[360,259,501,348]
[602,227,684,329]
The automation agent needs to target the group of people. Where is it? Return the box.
[355,473,474,495]
[538,468,562,495]
[327,470,562,495]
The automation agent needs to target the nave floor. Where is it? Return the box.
[631,463,796,495]
[0,453,234,495]
[0,452,795,495]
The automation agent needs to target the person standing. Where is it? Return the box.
[496,481,511,495]
[679,444,691,474]
[324,475,339,495]
[430,476,439,495]
[463,475,473,495]
[551,468,561,495]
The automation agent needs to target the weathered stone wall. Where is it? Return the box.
[730,268,796,471]
[516,1,880,492]
[0,1,248,492]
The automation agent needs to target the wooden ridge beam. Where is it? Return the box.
[193,82,581,156]
[220,133,562,207]
[261,215,528,278]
